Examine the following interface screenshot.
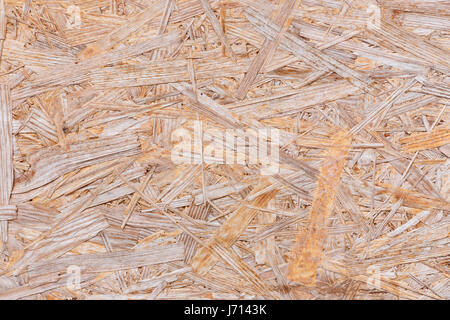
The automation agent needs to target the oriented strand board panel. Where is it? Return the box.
[0,0,448,300]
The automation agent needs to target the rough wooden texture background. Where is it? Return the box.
[0,0,448,300]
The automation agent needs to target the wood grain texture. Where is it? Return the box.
[0,0,448,300]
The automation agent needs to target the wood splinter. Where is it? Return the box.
[288,130,351,286]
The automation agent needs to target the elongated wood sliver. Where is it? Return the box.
[192,179,278,275]
[288,130,351,286]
